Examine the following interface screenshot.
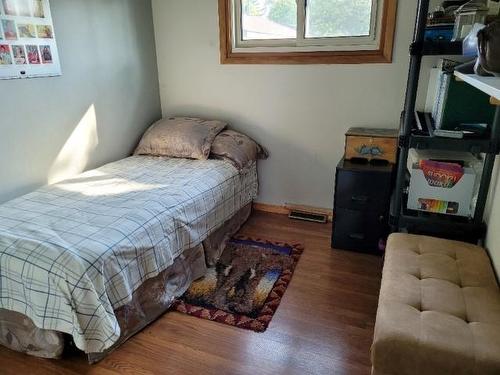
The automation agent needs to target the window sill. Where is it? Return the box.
[220,49,394,65]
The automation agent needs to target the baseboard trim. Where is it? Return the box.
[252,203,290,216]
[253,202,334,222]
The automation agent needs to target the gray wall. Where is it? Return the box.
[486,159,500,274]
[0,0,161,203]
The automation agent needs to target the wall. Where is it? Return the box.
[0,0,161,203]
[486,159,500,275]
[152,0,434,209]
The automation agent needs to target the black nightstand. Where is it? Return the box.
[331,159,394,253]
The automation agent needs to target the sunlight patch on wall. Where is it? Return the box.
[48,104,99,184]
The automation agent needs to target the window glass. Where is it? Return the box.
[241,0,297,40]
[305,0,373,39]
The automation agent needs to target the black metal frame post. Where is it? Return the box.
[392,0,431,230]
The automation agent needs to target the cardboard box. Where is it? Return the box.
[407,150,481,218]
[407,166,476,217]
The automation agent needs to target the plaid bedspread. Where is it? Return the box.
[0,156,258,353]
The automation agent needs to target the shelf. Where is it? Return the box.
[409,134,495,153]
[454,72,500,101]
[390,193,487,243]
[421,40,462,56]
[397,211,486,242]
[407,111,499,154]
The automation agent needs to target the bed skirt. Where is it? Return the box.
[0,204,252,362]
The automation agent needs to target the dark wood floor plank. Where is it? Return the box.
[0,211,382,375]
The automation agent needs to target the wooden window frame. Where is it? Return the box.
[218,0,398,65]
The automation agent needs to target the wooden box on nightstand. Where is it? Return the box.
[344,128,398,164]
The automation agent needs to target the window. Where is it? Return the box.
[218,0,398,64]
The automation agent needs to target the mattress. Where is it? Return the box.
[0,156,258,354]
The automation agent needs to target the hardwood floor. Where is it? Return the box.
[0,212,383,375]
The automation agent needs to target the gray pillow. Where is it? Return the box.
[210,130,269,170]
[134,117,227,160]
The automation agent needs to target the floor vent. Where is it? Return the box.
[288,210,328,224]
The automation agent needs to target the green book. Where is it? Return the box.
[434,72,496,130]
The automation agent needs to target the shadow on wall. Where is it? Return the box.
[485,157,500,224]
[486,158,500,272]
[165,104,337,207]
[48,104,99,184]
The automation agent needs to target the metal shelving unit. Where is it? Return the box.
[390,0,500,243]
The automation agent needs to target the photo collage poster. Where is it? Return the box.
[0,0,61,79]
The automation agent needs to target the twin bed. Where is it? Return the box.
[0,117,264,362]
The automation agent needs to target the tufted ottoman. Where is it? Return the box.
[371,233,500,375]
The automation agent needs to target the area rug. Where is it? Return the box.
[172,235,303,332]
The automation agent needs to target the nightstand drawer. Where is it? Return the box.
[335,170,392,211]
[332,208,388,252]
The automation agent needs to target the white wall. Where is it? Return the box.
[486,159,500,275]
[0,0,161,203]
[152,0,430,209]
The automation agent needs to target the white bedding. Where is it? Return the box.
[0,156,258,353]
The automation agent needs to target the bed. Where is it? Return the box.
[0,155,258,362]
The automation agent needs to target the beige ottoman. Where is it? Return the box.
[372,234,500,375]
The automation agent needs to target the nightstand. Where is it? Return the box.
[331,159,394,253]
